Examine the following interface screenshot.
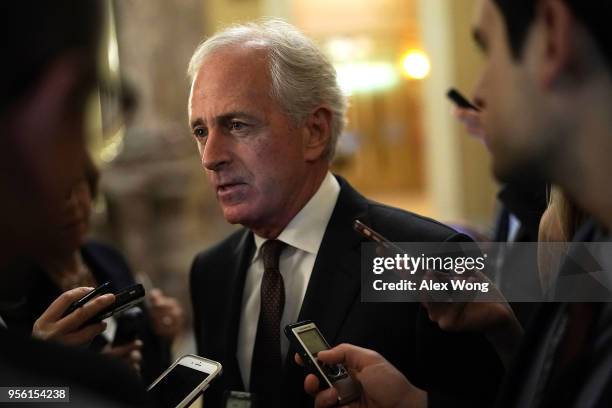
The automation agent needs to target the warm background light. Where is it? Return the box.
[335,62,398,94]
[401,49,431,79]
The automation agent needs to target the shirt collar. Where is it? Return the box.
[253,172,340,259]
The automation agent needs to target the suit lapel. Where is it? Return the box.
[294,176,370,347]
[224,229,255,390]
[279,176,372,403]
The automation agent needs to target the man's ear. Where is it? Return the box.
[538,0,575,89]
[302,106,333,162]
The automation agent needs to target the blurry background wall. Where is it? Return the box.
[90,0,497,356]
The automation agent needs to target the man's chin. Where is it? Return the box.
[492,157,546,186]
[220,205,251,226]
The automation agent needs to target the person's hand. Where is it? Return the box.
[102,339,143,374]
[421,271,523,367]
[297,344,427,408]
[421,270,513,332]
[32,287,115,346]
[149,288,184,340]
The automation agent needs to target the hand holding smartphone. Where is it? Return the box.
[83,284,145,326]
[61,281,111,317]
[285,321,361,405]
[61,282,146,326]
[148,354,222,408]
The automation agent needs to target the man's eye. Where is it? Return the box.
[230,121,247,131]
[193,127,208,138]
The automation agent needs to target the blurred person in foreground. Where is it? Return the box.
[453,100,547,326]
[0,2,148,405]
[303,0,612,407]
[187,18,502,408]
[1,156,183,384]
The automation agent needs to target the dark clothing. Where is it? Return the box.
[494,182,548,243]
[495,182,548,329]
[190,176,504,407]
[0,326,150,407]
[3,241,170,385]
[496,220,612,408]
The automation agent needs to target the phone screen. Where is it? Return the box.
[149,363,209,407]
[296,326,347,381]
[297,327,328,356]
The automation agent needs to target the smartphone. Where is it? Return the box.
[353,219,407,255]
[83,283,145,325]
[285,321,361,405]
[148,354,223,408]
[62,282,111,318]
[446,88,480,111]
[223,391,257,408]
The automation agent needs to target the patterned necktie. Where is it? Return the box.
[250,239,286,404]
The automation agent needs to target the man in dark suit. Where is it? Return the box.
[188,19,502,407]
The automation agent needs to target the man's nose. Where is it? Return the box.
[201,128,231,171]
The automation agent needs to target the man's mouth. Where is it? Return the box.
[217,182,248,197]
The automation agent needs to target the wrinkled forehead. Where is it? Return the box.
[188,46,276,117]
[191,46,271,95]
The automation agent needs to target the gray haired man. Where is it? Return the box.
[187,19,486,407]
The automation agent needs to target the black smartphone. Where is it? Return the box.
[446,88,480,111]
[84,283,145,325]
[62,281,111,318]
[285,320,361,405]
[353,219,407,255]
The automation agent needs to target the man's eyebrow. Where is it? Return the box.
[217,111,258,122]
[190,111,259,130]
[190,117,205,130]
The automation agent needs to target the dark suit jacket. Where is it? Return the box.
[191,176,503,407]
[3,241,171,385]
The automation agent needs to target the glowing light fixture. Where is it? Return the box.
[335,62,398,94]
[401,49,431,80]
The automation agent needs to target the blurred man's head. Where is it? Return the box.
[472,0,612,190]
[187,19,346,238]
[0,1,101,268]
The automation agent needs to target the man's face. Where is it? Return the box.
[188,46,313,232]
[472,0,556,183]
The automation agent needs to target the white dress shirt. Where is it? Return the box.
[236,172,340,389]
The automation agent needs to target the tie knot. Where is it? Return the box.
[261,239,286,271]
